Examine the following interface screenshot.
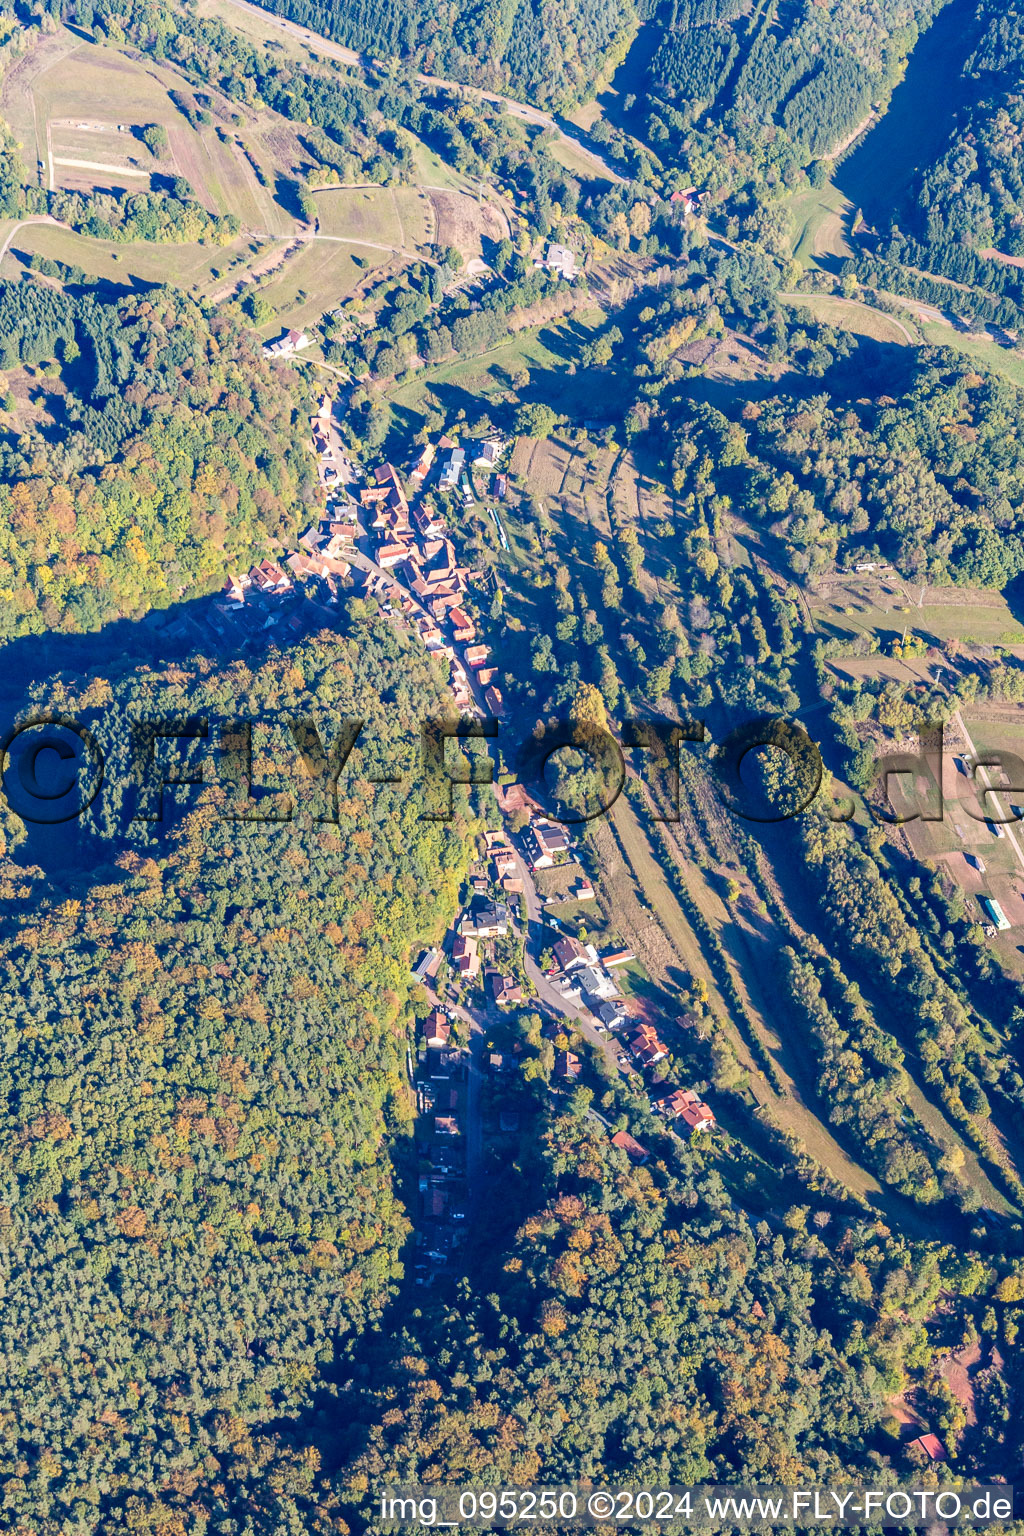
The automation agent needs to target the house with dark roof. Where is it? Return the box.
[460,898,510,939]
[553,935,588,972]
[489,972,523,1007]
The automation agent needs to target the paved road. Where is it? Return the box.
[220,0,626,185]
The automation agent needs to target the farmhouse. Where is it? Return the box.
[539,243,577,279]
[263,328,311,357]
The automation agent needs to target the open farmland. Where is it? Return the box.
[246,238,394,332]
[810,574,1024,650]
[0,219,239,290]
[313,185,434,250]
[1,26,307,233]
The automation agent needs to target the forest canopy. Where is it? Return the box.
[0,282,316,638]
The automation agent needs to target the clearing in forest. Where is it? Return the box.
[787,182,854,266]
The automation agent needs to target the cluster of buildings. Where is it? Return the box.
[211,407,510,724]
[353,435,509,717]
[413,1006,468,1282]
[548,933,633,1025]
[546,932,716,1139]
[450,891,522,1006]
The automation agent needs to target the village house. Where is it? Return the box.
[412,947,442,983]
[374,461,408,506]
[555,1050,581,1080]
[434,1115,459,1137]
[574,965,618,1002]
[439,447,466,491]
[460,899,510,939]
[423,1010,451,1049]
[610,1129,649,1164]
[476,667,497,687]
[630,1022,668,1068]
[248,560,291,595]
[449,607,476,642]
[322,519,358,541]
[659,1087,715,1134]
[410,442,436,482]
[464,644,491,669]
[530,822,571,869]
[489,972,524,1008]
[263,327,311,357]
[602,948,635,968]
[413,503,446,538]
[553,935,589,972]
[491,847,518,879]
[593,999,630,1029]
[223,573,250,604]
[473,437,504,469]
[377,543,412,569]
[494,473,508,499]
[451,934,480,978]
[484,684,506,717]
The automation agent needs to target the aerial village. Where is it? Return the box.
[212,393,508,717]
[213,388,718,1285]
[409,799,718,1283]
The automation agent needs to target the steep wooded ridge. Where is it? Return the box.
[903,0,1024,254]
[633,0,939,164]
[247,0,640,107]
[0,625,472,1531]
[0,284,315,637]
